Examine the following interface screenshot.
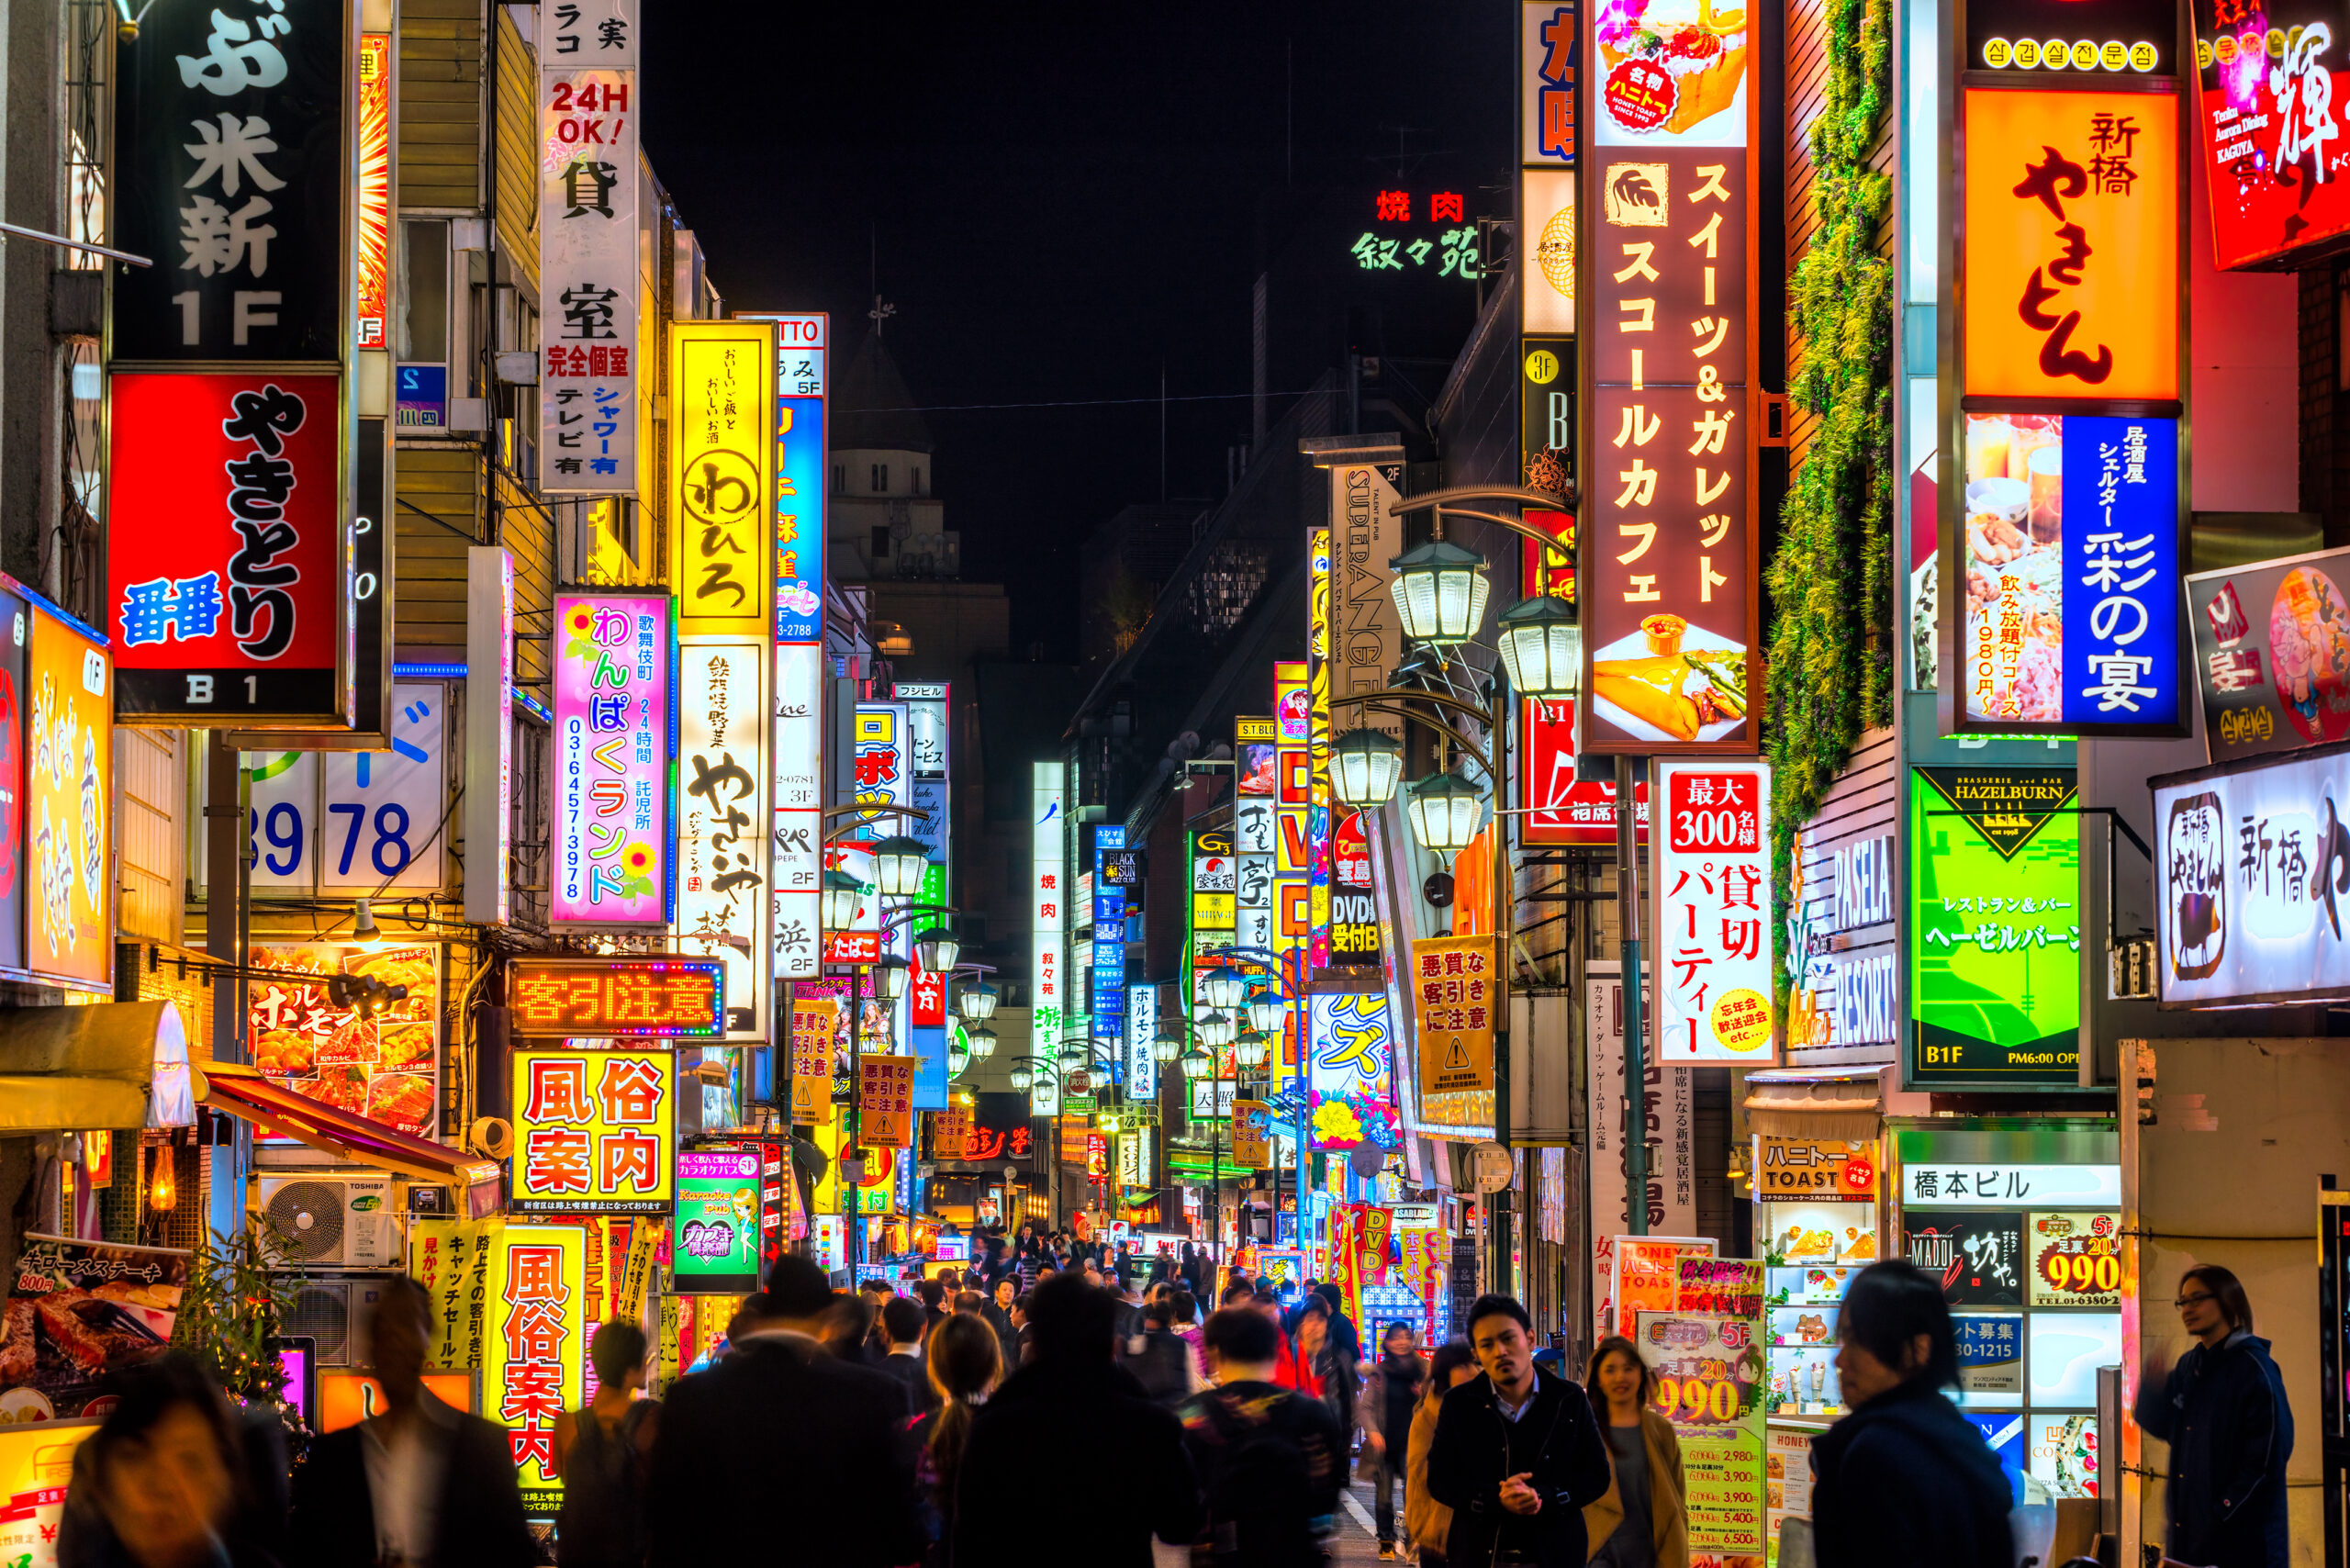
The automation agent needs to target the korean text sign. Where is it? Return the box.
[668,322,775,636]
[1651,760,1774,1061]
[538,1,639,495]
[2191,0,2350,268]
[504,957,721,1038]
[1412,934,1497,1106]
[1955,413,2182,731]
[1908,768,2082,1083]
[108,374,347,724]
[673,638,767,1037]
[1962,88,2179,402]
[2154,743,2350,1005]
[24,603,113,987]
[486,1224,586,1513]
[2183,546,2350,764]
[553,594,670,925]
[511,1050,676,1214]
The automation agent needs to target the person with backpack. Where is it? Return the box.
[551,1319,658,1566]
[1125,1296,1203,1406]
[1181,1305,1347,1566]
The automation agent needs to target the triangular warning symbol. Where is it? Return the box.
[1442,1034,1472,1071]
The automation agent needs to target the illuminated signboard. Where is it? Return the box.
[464,550,512,924]
[21,600,113,988]
[735,311,828,643]
[1523,174,1578,335]
[537,0,638,494]
[2192,0,2350,268]
[2183,545,2350,764]
[772,641,823,980]
[355,33,391,349]
[1032,761,1066,1116]
[2154,744,2350,1007]
[673,636,768,1038]
[1967,0,2172,73]
[1523,0,1581,165]
[1651,760,1775,1063]
[672,1148,762,1294]
[1344,188,1482,279]
[552,593,671,926]
[1307,529,1334,970]
[511,1050,677,1214]
[668,320,775,637]
[1908,769,2081,1085]
[107,373,349,725]
[505,957,722,1037]
[486,1223,587,1514]
[248,944,442,1138]
[1412,935,1497,1123]
[1306,991,1401,1153]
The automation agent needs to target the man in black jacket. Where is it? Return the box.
[1426,1294,1611,1568]
[2137,1263,2295,1568]
[287,1277,534,1568]
[1181,1305,1346,1565]
[645,1256,922,1568]
[953,1271,1201,1568]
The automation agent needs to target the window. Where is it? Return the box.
[872,463,889,493]
[395,219,453,430]
[871,527,890,559]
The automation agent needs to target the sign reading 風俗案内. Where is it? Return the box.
[673,639,768,1039]
[669,321,776,637]
[511,1050,676,1214]
[538,0,638,493]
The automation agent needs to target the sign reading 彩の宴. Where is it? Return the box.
[672,640,767,1039]
[553,594,672,927]
[669,322,776,637]
[538,0,638,492]
[511,1049,676,1214]
[1580,34,1758,754]
[1651,761,1774,1062]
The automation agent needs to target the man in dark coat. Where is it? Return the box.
[288,1277,534,1568]
[2138,1264,2295,1568]
[1426,1294,1611,1568]
[645,1256,922,1568]
[953,1271,1201,1568]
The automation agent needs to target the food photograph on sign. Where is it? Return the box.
[1957,413,2181,730]
[246,944,441,1137]
[2186,546,2350,763]
[1592,0,1751,144]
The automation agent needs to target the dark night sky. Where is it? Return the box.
[642,5,1511,662]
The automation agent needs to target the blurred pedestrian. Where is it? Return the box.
[1180,1305,1346,1566]
[919,1276,951,1339]
[822,1289,878,1362]
[289,1277,532,1568]
[551,1320,658,1568]
[2138,1263,2293,1568]
[1810,1261,2013,1568]
[952,1272,1199,1568]
[912,1313,1002,1565]
[984,1276,1021,1367]
[1357,1321,1430,1560]
[646,1258,920,1568]
[1126,1296,1203,1406]
[1581,1336,1686,1568]
[1310,1282,1362,1436]
[1426,1294,1611,1568]
[59,1353,276,1568]
[1275,1294,1328,1398]
[878,1296,938,1416]
[1407,1342,1483,1568]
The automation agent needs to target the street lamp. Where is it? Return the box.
[1180,1047,1214,1081]
[1235,1029,1270,1070]
[948,1036,970,1077]
[1247,988,1286,1036]
[1405,769,1487,857]
[1153,1023,1185,1065]
[871,952,912,1003]
[1008,1059,1038,1093]
[1195,1010,1237,1049]
[1329,726,1405,809]
[1388,538,1492,644]
[964,1024,998,1059]
[868,835,931,899]
[820,869,866,932]
[957,981,998,1023]
[1200,968,1248,1011]
[914,924,960,974]
[1494,592,1585,701]
[1056,1039,1087,1073]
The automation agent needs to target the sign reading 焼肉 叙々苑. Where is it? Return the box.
[553,594,672,927]
[2153,741,2350,1007]
[1908,768,2081,1086]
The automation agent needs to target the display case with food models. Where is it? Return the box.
[1753,1136,1881,1424]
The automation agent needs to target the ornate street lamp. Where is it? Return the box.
[1008,1059,1037,1093]
[1329,727,1405,809]
[957,981,998,1024]
[1494,593,1584,701]
[871,952,911,1003]
[1200,968,1248,1011]
[1152,1022,1185,1065]
[1195,1010,1238,1049]
[1247,988,1286,1036]
[914,924,960,974]
[1405,770,1488,857]
[964,1024,998,1059]
[820,869,866,932]
[1056,1039,1088,1073]
[869,835,931,899]
[1235,1029,1270,1070]
[1388,539,1492,644]
[1181,1047,1214,1081]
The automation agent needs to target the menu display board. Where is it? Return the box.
[2183,545,2350,765]
[1634,1306,1767,1556]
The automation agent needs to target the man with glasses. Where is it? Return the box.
[2136,1264,2294,1568]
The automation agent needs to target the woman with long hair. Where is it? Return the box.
[1405,1340,1483,1568]
[913,1312,1003,1564]
[1580,1336,1687,1568]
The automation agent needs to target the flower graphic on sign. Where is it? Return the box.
[616,842,657,897]
[1314,1101,1364,1146]
[561,601,599,657]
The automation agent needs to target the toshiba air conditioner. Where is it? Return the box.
[283,1276,394,1367]
[255,1175,396,1271]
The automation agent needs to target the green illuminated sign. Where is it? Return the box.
[1907,767,2081,1086]
[672,1149,763,1294]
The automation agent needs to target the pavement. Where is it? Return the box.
[1331,1476,1403,1565]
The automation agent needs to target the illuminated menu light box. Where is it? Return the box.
[2191,0,2350,268]
[506,957,724,1037]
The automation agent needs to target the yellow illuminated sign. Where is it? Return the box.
[668,320,776,636]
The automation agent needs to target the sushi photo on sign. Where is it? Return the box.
[1,1235,190,1421]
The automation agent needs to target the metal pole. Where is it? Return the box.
[1617,755,1650,1236]
[1490,677,1515,1300]
[204,737,244,1064]
[848,963,863,1279]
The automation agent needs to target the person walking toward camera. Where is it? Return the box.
[1579,1336,1685,1568]
[2137,1264,2294,1568]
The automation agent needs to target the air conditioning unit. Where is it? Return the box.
[256,1175,396,1271]
[283,1275,394,1368]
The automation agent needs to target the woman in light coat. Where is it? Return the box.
[1581,1336,1689,1568]
[1404,1341,1482,1567]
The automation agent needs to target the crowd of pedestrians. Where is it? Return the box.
[45,1255,2291,1568]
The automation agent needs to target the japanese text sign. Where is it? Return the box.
[543,0,635,63]
[2027,1210,2122,1305]
[2154,743,2350,1005]
[671,1149,761,1294]
[552,594,671,926]
[789,995,838,1121]
[1754,1137,1877,1202]
[511,1050,676,1214]
[672,638,767,1037]
[1412,935,1497,1103]
[248,943,440,1137]
[1524,1,1581,164]
[108,373,348,724]
[1955,413,2183,732]
[1908,767,2082,1084]
[1651,760,1774,1061]
[1033,761,1065,1116]
[735,313,826,642]
[486,1224,586,1513]
[1632,1308,1766,1554]
[111,0,345,360]
[1589,965,1696,1235]
[539,58,639,493]
[406,1216,491,1369]
[1584,149,1756,754]
[859,1056,915,1148]
[668,322,775,636]
[505,957,722,1037]
[0,579,28,973]
[772,641,824,980]
[2183,546,2350,763]
[23,603,113,986]
[1962,87,2179,402]
[1902,1161,2121,1207]
[1904,1213,2024,1305]
[2192,0,2350,268]
[1307,991,1402,1153]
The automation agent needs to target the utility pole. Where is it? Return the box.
[1618,756,1650,1235]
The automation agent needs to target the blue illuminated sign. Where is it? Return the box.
[2060,416,2179,729]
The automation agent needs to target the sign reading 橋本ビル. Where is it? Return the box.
[538,0,639,493]
[553,594,672,927]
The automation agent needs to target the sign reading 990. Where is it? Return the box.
[2027,1212,2121,1306]
[241,681,449,894]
